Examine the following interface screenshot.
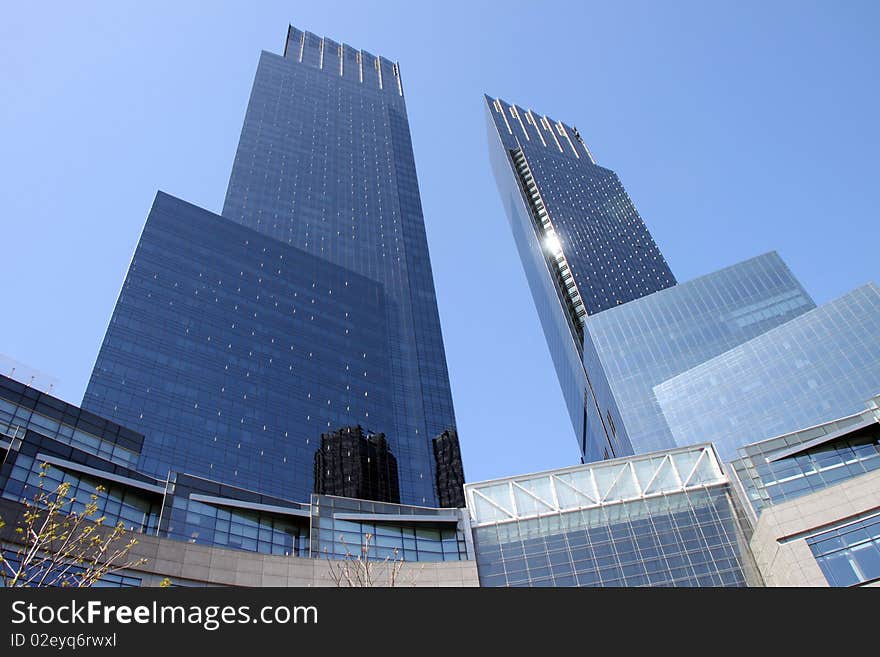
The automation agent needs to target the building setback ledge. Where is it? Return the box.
[189,493,311,518]
[332,512,460,524]
[35,453,166,495]
[766,416,877,463]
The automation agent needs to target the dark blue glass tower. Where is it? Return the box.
[83,27,458,507]
[485,96,676,462]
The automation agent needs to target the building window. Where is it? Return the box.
[807,513,880,586]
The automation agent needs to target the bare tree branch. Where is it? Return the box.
[324,533,411,587]
[0,464,148,587]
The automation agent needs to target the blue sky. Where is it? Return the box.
[1,1,877,484]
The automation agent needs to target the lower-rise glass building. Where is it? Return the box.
[583,251,815,457]
[655,283,880,462]
[0,373,475,587]
[465,445,761,587]
[7,363,879,587]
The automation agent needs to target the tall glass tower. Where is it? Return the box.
[485,95,676,462]
[485,96,821,466]
[83,27,458,507]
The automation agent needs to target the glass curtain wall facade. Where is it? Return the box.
[84,193,393,503]
[310,494,471,562]
[2,373,473,565]
[484,94,828,465]
[0,374,168,545]
[485,95,676,461]
[584,252,815,456]
[219,27,457,505]
[806,513,880,587]
[466,445,760,587]
[656,284,880,462]
[84,27,459,507]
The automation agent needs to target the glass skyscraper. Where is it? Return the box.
[84,26,458,507]
[485,96,831,466]
[485,96,677,462]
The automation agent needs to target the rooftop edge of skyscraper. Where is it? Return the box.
[282,24,404,95]
[484,94,596,163]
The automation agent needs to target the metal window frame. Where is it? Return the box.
[465,444,727,527]
[35,452,166,495]
[188,493,311,519]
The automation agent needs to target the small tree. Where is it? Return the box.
[325,533,417,587]
[0,463,147,587]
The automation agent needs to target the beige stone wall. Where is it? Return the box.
[750,468,880,587]
[125,533,479,587]
[0,498,479,588]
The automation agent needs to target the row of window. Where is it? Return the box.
[809,513,880,587]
